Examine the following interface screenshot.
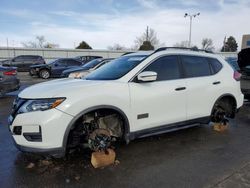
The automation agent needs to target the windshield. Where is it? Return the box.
[82,59,102,69]
[85,55,148,80]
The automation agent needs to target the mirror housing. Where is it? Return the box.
[137,71,157,82]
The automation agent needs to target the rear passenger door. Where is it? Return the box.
[129,55,187,132]
[12,56,24,71]
[181,55,223,120]
[51,59,67,76]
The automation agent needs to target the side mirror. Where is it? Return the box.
[137,71,157,82]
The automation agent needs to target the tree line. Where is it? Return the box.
[22,27,239,52]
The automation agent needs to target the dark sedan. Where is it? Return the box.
[29,58,83,79]
[0,66,20,97]
[61,58,114,78]
[2,55,45,72]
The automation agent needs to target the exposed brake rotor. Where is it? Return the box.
[88,129,111,151]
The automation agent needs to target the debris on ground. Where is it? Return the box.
[114,159,120,166]
[65,178,70,183]
[39,159,53,166]
[75,176,81,181]
[91,148,116,168]
[213,122,229,132]
[26,162,35,169]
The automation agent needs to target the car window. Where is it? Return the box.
[86,55,148,80]
[143,56,181,81]
[225,57,239,71]
[55,59,67,66]
[67,59,82,66]
[83,59,102,69]
[208,58,223,73]
[181,55,211,78]
[13,56,24,62]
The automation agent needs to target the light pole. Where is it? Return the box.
[184,13,200,48]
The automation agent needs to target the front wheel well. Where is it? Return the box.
[65,107,130,151]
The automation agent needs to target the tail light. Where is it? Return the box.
[233,71,241,81]
[4,70,17,76]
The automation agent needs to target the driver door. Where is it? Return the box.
[129,55,187,132]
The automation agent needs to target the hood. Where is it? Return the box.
[18,78,105,99]
[63,66,89,74]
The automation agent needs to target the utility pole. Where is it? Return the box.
[146,26,149,41]
[184,13,200,47]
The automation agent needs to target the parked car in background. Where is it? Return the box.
[0,66,20,97]
[238,48,250,100]
[2,55,45,72]
[29,58,83,79]
[74,56,103,64]
[225,57,240,71]
[61,58,114,78]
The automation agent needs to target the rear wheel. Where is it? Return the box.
[39,69,50,79]
[211,98,235,124]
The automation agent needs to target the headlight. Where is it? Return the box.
[68,72,86,79]
[17,98,65,114]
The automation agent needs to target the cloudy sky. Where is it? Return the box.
[0,0,249,51]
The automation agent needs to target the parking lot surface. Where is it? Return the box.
[0,74,250,188]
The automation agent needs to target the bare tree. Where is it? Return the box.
[22,36,59,48]
[134,27,161,49]
[107,43,127,50]
[202,38,214,51]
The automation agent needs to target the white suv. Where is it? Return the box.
[8,48,244,157]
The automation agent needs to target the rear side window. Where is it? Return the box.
[207,58,223,74]
[144,56,181,81]
[67,59,82,66]
[181,55,211,78]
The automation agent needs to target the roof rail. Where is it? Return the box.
[154,47,214,54]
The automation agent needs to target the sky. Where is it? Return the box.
[0,0,249,51]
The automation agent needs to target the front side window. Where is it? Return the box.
[86,55,148,80]
[55,59,66,66]
[181,55,211,78]
[143,56,181,81]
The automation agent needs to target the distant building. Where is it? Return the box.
[241,34,250,49]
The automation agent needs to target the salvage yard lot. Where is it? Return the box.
[0,75,250,188]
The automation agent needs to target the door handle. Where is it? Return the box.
[213,81,221,85]
[175,87,186,91]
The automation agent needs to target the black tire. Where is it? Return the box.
[211,99,234,123]
[39,69,50,79]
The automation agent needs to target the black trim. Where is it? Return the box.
[23,126,42,142]
[137,113,149,119]
[129,116,210,140]
[11,137,65,158]
[15,144,65,158]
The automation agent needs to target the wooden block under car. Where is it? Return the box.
[213,123,229,132]
[91,149,116,168]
